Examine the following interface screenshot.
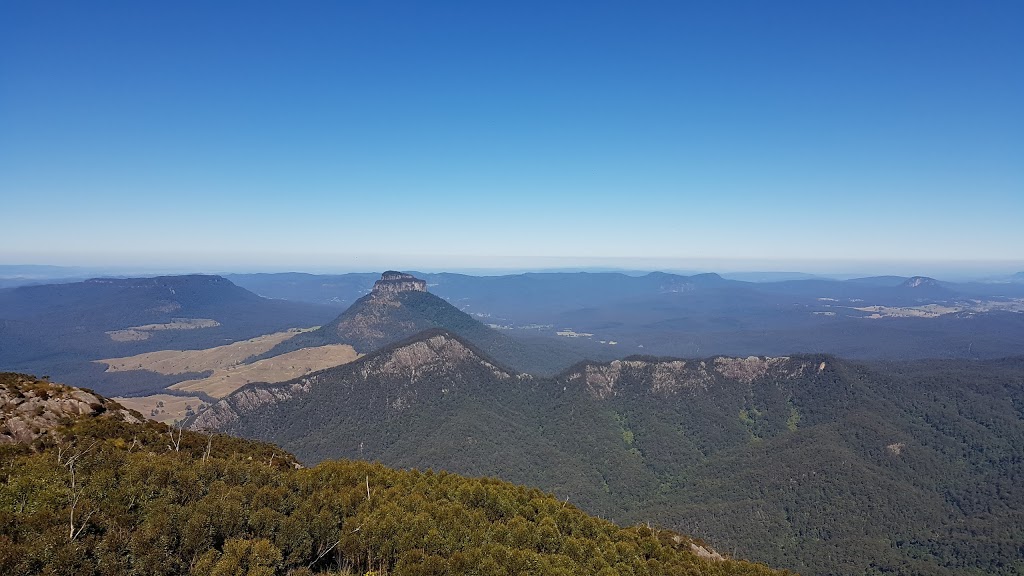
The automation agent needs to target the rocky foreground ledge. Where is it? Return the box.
[0,372,141,445]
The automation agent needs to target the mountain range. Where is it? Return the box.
[0,275,338,395]
[190,328,1024,575]
[3,268,1024,575]
[251,271,612,376]
[227,270,1024,360]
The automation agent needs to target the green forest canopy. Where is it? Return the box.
[0,373,786,576]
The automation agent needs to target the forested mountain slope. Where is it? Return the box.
[195,333,1024,575]
[0,373,784,576]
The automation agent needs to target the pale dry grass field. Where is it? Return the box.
[851,299,1024,319]
[853,304,960,319]
[169,344,360,398]
[97,328,315,374]
[114,393,206,424]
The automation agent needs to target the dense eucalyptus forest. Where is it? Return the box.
[0,373,785,576]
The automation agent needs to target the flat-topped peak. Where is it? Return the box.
[373,271,427,294]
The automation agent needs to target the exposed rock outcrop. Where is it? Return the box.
[373,271,427,295]
[357,331,517,382]
[188,379,309,432]
[689,543,726,561]
[902,276,940,289]
[0,373,142,445]
[565,358,711,399]
[713,356,794,383]
[564,355,811,399]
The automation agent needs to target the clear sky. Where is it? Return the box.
[1,1,1022,274]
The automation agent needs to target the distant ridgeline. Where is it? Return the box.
[0,274,337,395]
[226,269,1024,361]
[190,330,1024,576]
[0,372,785,576]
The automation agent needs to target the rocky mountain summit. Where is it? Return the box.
[372,270,427,294]
[1,373,142,445]
[896,275,954,301]
[251,271,593,375]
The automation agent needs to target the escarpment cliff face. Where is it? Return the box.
[562,355,817,400]
[186,378,310,432]
[373,271,427,294]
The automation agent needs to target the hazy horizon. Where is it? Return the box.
[1,255,1022,283]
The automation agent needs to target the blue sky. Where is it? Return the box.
[1,1,1022,274]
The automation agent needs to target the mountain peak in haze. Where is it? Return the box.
[373,271,427,295]
[252,270,559,373]
[901,276,942,289]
